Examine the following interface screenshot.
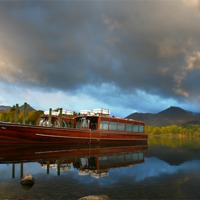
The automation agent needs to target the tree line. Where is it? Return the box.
[0,106,44,125]
[146,124,200,137]
[0,103,44,125]
[0,104,78,125]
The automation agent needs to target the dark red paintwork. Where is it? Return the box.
[0,116,148,145]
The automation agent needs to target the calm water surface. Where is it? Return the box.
[1,137,200,200]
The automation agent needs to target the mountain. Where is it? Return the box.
[0,104,35,113]
[0,106,11,112]
[126,106,200,126]
[19,103,35,113]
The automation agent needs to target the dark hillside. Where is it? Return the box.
[158,106,195,120]
[126,106,200,126]
[0,104,35,113]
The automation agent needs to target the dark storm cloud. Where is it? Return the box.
[1,0,200,108]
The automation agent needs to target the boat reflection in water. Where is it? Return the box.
[0,141,147,179]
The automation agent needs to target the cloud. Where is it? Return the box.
[0,0,200,114]
[182,0,200,8]
[117,157,200,182]
[186,51,200,70]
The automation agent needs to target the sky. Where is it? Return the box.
[1,0,200,117]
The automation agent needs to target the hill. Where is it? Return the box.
[126,106,200,126]
[0,106,11,112]
[0,103,42,125]
[0,103,35,113]
[19,103,35,113]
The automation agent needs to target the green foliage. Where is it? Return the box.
[148,135,200,148]
[26,110,44,125]
[146,124,200,137]
[0,108,44,125]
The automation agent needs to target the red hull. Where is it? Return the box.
[0,142,147,179]
[0,122,148,145]
[0,141,148,163]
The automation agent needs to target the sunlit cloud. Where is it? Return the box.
[182,0,200,8]
[186,51,200,70]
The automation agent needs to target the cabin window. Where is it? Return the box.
[139,125,144,132]
[91,123,97,129]
[39,118,50,126]
[75,117,90,129]
[55,120,59,127]
[100,156,117,166]
[133,153,139,161]
[109,122,117,130]
[110,156,117,164]
[99,156,108,167]
[133,125,139,132]
[62,121,67,128]
[90,117,98,130]
[81,117,90,128]
[126,153,132,162]
[39,118,45,126]
[117,155,125,162]
[126,123,132,132]
[139,152,143,160]
[67,121,73,128]
[76,119,82,129]
[118,122,125,131]
[100,121,109,130]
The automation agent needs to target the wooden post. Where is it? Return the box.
[46,161,50,174]
[20,163,24,179]
[59,108,63,127]
[14,104,19,123]
[12,163,15,179]
[22,102,27,125]
[57,161,60,176]
[48,108,52,126]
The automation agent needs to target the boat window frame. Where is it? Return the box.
[99,117,145,133]
[125,123,133,132]
[100,120,109,130]
[55,120,59,127]
[139,125,144,133]
[133,124,139,132]
[109,121,117,130]
[62,120,67,128]
[118,122,125,131]
[75,118,82,129]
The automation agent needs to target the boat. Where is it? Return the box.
[0,142,147,163]
[0,142,147,178]
[0,108,148,145]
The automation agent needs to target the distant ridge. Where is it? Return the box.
[0,106,11,112]
[157,106,194,119]
[126,106,200,126]
[0,104,35,113]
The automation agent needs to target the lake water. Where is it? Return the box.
[1,137,200,200]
